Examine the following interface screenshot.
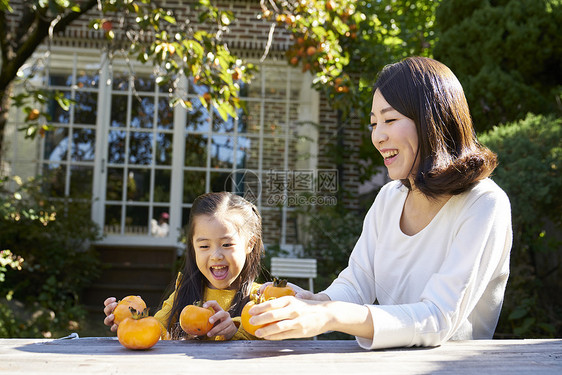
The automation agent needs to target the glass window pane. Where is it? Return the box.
[240,101,261,134]
[181,207,191,229]
[184,134,208,167]
[76,69,99,89]
[263,66,289,100]
[125,206,149,234]
[44,127,68,162]
[131,96,154,129]
[112,72,129,91]
[210,135,234,169]
[41,164,66,198]
[154,169,171,202]
[50,90,71,124]
[227,169,261,205]
[263,101,286,136]
[185,100,210,132]
[111,95,128,127]
[104,204,122,233]
[126,168,150,202]
[210,171,231,192]
[262,137,286,171]
[151,208,170,237]
[155,132,173,166]
[134,76,155,92]
[71,128,95,161]
[157,97,174,130]
[213,115,235,133]
[70,165,93,198]
[183,171,205,203]
[235,136,257,169]
[49,74,71,87]
[74,91,97,125]
[245,70,262,98]
[106,167,124,201]
[108,130,126,164]
[128,131,153,165]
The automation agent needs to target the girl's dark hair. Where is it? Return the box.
[373,56,497,197]
[165,192,263,337]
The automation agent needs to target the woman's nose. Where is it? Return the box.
[371,125,387,146]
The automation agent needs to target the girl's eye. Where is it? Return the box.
[199,245,209,250]
[222,243,234,248]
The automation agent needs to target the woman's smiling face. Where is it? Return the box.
[192,213,252,290]
[370,89,419,181]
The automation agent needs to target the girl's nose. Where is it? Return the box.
[210,247,224,260]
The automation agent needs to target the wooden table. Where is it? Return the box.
[0,337,560,374]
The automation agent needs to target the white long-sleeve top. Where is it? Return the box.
[323,178,512,350]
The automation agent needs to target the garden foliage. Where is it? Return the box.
[480,113,562,337]
[434,0,562,132]
[0,176,102,337]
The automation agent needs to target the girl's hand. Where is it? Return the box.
[103,297,118,332]
[248,296,331,340]
[203,300,238,340]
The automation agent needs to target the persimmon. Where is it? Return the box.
[241,301,267,336]
[117,309,160,350]
[179,301,214,336]
[263,278,295,300]
[113,295,147,325]
[27,109,40,121]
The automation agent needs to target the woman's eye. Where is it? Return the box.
[368,123,377,132]
[385,119,396,124]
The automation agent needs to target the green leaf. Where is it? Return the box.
[163,15,176,24]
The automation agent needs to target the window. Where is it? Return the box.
[5,48,319,247]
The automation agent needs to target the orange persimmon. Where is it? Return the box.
[179,302,214,336]
[263,278,296,300]
[117,309,160,350]
[113,295,147,325]
[241,301,267,336]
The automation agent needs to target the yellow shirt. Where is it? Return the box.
[153,275,261,340]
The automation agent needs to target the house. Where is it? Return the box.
[2,0,364,309]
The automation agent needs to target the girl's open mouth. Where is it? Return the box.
[210,265,229,280]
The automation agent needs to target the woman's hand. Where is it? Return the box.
[103,297,118,332]
[248,296,374,341]
[248,296,332,340]
[204,300,238,340]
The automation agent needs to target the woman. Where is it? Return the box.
[248,56,512,350]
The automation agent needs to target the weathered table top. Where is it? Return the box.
[0,337,560,374]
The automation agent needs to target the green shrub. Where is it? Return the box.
[479,113,562,337]
[0,176,102,337]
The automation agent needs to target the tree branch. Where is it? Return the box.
[0,0,98,91]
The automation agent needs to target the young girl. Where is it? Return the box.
[248,56,512,350]
[103,192,264,340]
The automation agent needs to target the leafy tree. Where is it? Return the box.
[480,114,562,337]
[433,0,562,132]
[0,0,255,165]
[260,0,439,185]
